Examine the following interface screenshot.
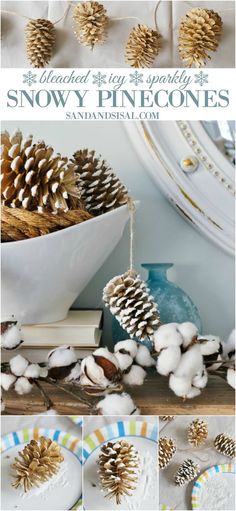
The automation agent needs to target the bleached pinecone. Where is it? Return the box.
[11,436,64,492]
[25,19,56,68]
[159,437,176,469]
[174,459,200,486]
[73,1,108,48]
[98,440,140,504]
[73,149,128,215]
[214,433,236,458]
[178,8,223,67]
[160,416,175,422]
[103,271,160,340]
[126,24,162,68]
[1,130,80,212]
[187,419,208,447]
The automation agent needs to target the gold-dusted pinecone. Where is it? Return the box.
[174,458,200,486]
[73,149,128,215]
[126,24,162,68]
[178,8,223,67]
[1,130,80,213]
[160,416,175,422]
[159,437,176,469]
[98,439,140,504]
[73,1,109,48]
[11,436,64,492]
[214,433,236,458]
[25,18,56,68]
[187,419,208,447]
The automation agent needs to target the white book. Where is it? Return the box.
[1,346,97,364]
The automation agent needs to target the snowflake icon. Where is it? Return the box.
[92,72,107,87]
[129,71,144,86]
[23,71,37,87]
[194,71,208,87]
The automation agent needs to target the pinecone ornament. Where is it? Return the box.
[159,437,176,469]
[126,24,162,68]
[11,436,64,492]
[73,149,128,215]
[1,130,79,212]
[214,433,236,458]
[187,419,208,447]
[178,8,223,67]
[174,459,200,486]
[73,1,109,48]
[98,440,140,504]
[103,270,160,340]
[25,19,56,68]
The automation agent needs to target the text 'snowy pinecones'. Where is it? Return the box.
[159,437,177,469]
[103,271,160,340]
[98,440,140,504]
[187,419,208,447]
[11,436,64,492]
[178,8,223,67]
[1,130,80,213]
[174,459,200,486]
[73,149,128,215]
[26,19,56,68]
[73,1,109,48]
[214,433,236,458]
[126,24,162,68]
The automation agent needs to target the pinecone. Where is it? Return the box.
[214,433,236,458]
[98,440,140,504]
[73,149,128,215]
[174,459,200,486]
[160,416,175,422]
[187,419,208,447]
[11,436,64,492]
[73,1,109,48]
[1,130,80,213]
[25,19,56,68]
[103,270,160,340]
[126,24,162,68]
[159,437,176,469]
[178,8,223,67]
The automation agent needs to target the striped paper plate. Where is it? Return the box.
[192,463,236,510]
[69,416,83,427]
[160,506,174,510]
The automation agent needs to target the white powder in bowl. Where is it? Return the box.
[198,473,235,510]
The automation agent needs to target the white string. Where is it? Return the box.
[154,0,161,32]
[127,198,136,273]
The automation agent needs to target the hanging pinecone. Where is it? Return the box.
[11,436,64,492]
[25,19,56,68]
[1,130,80,213]
[159,437,177,469]
[73,1,109,48]
[126,24,162,68]
[98,439,140,504]
[160,416,175,422]
[174,459,200,486]
[73,149,128,215]
[178,8,223,67]
[214,433,236,459]
[103,270,160,340]
[187,419,208,447]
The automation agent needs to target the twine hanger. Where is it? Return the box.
[127,197,136,274]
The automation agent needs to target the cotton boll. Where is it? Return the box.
[115,352,133,372]
[1,321,23,350]
[24,364,41,379]
[153,323,182,352]
[192,367,208,389]
[156,346,181,376]
[223,329,235,360]
[169,374,192,397]
[135,344,155,367]
[122,365,146,386]
[93,347,119,368]
[80,355,110,387]
[186,387,201,399]
[174,344,203,378]
[227,367,235,389]
[199,335,222,356]
[1,372,16,391]
[10,354,29,376]
[96,392,139,415]
[48,345,77,368]
[64,362,81,382]
[114,339,138,359]
[39,367,48,378]
[14,377,33,395]
[178,322,198,348]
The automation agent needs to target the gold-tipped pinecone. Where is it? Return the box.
[73,1,109,48]
[1,130,80,213]
[73,149,128,215]
[214,433,236,458]
[178,8,223,68]
[98,439,140,504]
[126,24,162,68]
[159,437,176,469]
[103,270,160,340]
[174,459,200,486]
[187,419,208,447]
[160,416,175,422]
[25,19,56,68]
[11,436,64,492]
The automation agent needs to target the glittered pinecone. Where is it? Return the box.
[174,459,200,486]
[160,416,175,422]
[159,437,176,469]
[98,440,140,504]
[73,149,128,215]
[25,19,56,68]
[11,436,64,492]
[73,1,108,48]
[103,270,160,340]
[126,24,162,68]
[1,130,79,212]
[178,8,223,67]
[187,419,208,447]
[214,433,236,459]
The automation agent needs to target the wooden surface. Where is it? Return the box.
[2,372,235,416]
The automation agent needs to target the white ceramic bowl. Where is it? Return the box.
[1,205,130,324]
